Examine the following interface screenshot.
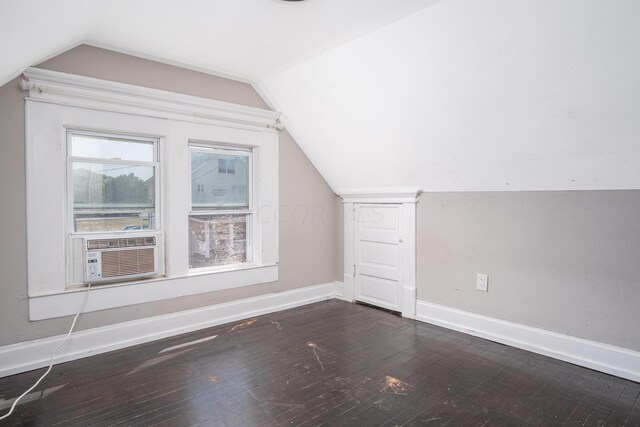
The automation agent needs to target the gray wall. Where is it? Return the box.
[417,191,640,352]
[0,45,336,346]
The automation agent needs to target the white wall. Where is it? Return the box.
[261,0,640,192]
[265,0,640,361]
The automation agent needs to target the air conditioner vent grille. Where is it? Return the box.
[101,248,155,278]
[87,236,156,250]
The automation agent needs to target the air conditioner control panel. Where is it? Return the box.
[85,251,102,281]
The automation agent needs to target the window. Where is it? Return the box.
[217,158,236,174]
[68,132,159,233]
[189,144,252,269]
[25,67,279,319]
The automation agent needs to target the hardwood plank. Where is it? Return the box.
[0,300,638,426]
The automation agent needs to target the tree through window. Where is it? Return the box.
[69,132,159,233]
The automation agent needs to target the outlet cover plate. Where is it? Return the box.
[477,273,488,291]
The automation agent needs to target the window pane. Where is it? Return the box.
[191,151,248,209]
[73,162,156,232]
[189,214,248,268]
[71,134,154,162]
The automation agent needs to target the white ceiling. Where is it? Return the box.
[262,0,640,192]
[3,0,639,194]
[0,0,439,86]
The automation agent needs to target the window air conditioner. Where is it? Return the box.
[84,236,159,284]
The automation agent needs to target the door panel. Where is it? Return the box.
[359,241,399,280]
[360,240,399,267]
[358,205,400,231]
[358,274,401,308]
[354,204,402,311]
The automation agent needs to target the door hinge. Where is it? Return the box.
[353,264,357,277]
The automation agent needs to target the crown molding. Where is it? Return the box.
[22,67,282,132]
[338,187,422,203]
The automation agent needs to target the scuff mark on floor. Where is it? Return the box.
[264,401,305,410]
[247,389,306,413]
[374,396,393,411]
[125,349,192,376]
[228,318,257,333]
[159,335,218,353]
[271,320,283,331]
[377,319,399,327]
[307,341,324,371]
[0,384,66,411]
[207,375,218,383]
[381,375,412,395]
[349,376,373,399]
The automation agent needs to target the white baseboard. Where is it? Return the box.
[416,300,640,383]
[5,290,638,383]
[334,281,353,302]
[0,282,334,378]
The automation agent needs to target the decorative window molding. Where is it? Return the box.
[22,67,283,131]
[23,67,280,320]
[338,187,421,204]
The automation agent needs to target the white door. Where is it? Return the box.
[354,204,403,312]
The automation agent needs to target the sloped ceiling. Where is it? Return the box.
[0,0,438,85]
[261,0,640,192]
[2,0,640,194]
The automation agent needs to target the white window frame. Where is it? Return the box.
[66,129,161,236]
[188,143,255,271]
[23,67,280,321]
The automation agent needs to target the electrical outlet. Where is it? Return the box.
[476,273,488,292]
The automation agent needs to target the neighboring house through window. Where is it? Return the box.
[217,158,236,174]
[189,145,251,269]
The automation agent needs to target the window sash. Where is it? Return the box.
[189,143,252,212]
[188,143,254,270]
[69,130,159,162]
[67,130,160,235]
[188,213,253,269]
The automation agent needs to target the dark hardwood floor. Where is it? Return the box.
[1,300,639,426]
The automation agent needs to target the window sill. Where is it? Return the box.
[29,263,279,321]
[187,262,261,277]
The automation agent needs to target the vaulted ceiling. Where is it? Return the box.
[2,0,640,193]
[262,0,640,192]
[0,0,438,85]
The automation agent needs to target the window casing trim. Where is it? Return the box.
[29,263,279,320]
[24,68,279,320]
[22,67,282,132]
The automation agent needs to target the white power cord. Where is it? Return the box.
[0,283,92,421]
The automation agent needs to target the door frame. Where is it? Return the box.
[339,188,421,319]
